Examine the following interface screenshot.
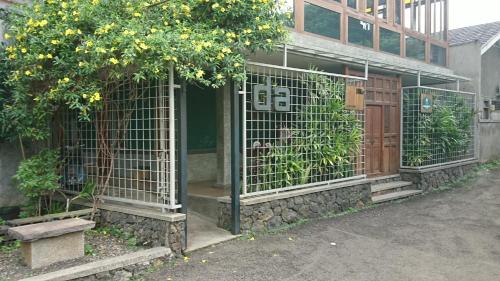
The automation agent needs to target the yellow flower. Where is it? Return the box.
[4,33,11,39]
[82,93,88,99]
[21,48,27,53]
[221,47,232,54]
[78,61,86,67]
[86,41,94,47]
[65,29,75,36]
[39,20,48,27]
[109,58,119,64]
[216,74,223,79]
[46,54,53,59]
[93,92,101,101]
[139,43,149,50]
[63,77,70,83]
[133,12,141,17]
[212,3,219,9]
[91,0,100,5]
[180,34,189,40]
[51,39,60,45]
[234,62,241,67]
[25,70,32,76]
[8,54,16,60]
[37,54,45,60]
[195,70,205,78]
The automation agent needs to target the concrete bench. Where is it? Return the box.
[8,218,95,269]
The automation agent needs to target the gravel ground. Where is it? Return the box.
[0,228,142,281]
[144,166,500,281]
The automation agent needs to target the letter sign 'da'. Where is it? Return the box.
[253,77,291,112]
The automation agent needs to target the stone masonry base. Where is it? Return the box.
[400,160,478,192]
[217,180,371,233]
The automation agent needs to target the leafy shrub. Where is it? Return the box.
[13,149,62,217]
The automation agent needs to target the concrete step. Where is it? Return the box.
[187,194,220,222]
[368,174,401,185]
[372,190,423,204]
[371,181,414,196]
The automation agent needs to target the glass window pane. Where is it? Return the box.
[380,28,401,55]
[431,0,446,40]
[304,3,341,40]
[348,17,373,48]
[282,0,295,28]
[404,0,425,33]
[378,0,387,19]
[405,36,425,60]
[366,0,375,15]
[395,0,402,24]
[431,44,446,66]
[348,0,357,9]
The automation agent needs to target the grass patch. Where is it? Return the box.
[0,240,20,253]
[86,225,139,249]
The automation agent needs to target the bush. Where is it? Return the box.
[13,149,62,217]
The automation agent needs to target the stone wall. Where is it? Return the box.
[217,180,371,233]
[97,209,186,254]
[400,161,477,192]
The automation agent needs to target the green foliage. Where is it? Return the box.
[84,244,97,256]
[402,90,475,167]
[252,72,362,191]
[0,240,21,253]
[90,226,139,248]
[0,0,289,140]
[13,149,62,217]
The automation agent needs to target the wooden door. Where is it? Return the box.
[366,106,383,176]
[345,68,401,177]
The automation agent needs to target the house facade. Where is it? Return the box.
[448,22,500,162]
[0,0,483,253]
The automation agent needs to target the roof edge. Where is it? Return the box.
[481,31,500,55]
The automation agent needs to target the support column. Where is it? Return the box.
[215,83,232,189]
[230,81,241,235]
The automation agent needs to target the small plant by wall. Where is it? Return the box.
[402,87,476,167]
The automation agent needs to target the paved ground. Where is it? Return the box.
[145,167,500,281]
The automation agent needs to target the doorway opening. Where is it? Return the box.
[184,83,235,251]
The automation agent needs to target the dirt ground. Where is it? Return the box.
[145,166,500,281]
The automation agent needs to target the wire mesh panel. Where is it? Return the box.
[54,79,179,210]
[402,86,476,168]
[242,63,366,196]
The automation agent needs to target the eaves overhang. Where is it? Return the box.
[286,31,470,84]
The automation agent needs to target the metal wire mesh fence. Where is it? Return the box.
[53,79,179,210]
[401,86,476,168]
[242,63,366,196]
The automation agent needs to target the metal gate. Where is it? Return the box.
[241,62,367,197]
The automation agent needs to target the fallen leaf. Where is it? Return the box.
[288,237,294,241]
[201,259,207,264]
[330,242,337,246]
[183,256,190,262]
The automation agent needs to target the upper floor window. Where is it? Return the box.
[378,0,388,20]
[430,0,446,41]
[406,35,425,61]
[348,17,373,48]
[395,0,402,24]
[404,0,426,33]
[366,0,375,16]
[380,28,401,55]
[304,3,341,40]
[348,0,357,9]
[431,44,446,66]
[282,0,295,27]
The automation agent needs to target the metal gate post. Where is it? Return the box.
[231,81,241,235]
[177,81,188,247]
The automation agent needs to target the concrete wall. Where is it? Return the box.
[448,42,500,162]
[0,142,25,208]
[479,46,500,161]
[187,153,217,183]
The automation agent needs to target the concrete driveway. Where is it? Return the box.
[145,167,500,281]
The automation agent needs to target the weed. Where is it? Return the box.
[84,244,97,256]
[0,240,20,253]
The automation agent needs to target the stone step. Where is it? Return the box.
[371,181,414,196]
[187,194,220,222]
[368,174,402,185]
[372,190,423,204]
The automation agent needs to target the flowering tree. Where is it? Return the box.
[0,0,289,140]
